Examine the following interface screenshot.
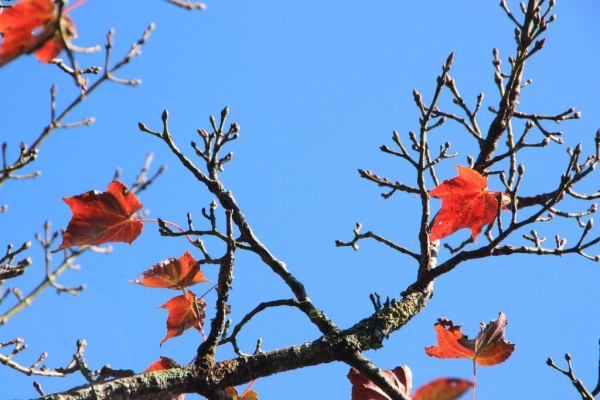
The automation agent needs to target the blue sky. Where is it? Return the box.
[2,1,600,399]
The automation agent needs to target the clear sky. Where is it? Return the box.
[2,1,600,399]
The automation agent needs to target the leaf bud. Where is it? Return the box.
[518,164,525,175]
[586,218,593,230]
[565,353,571,361]
[413,89,421,101]
[541,137,550,146]
[446,52,454,66]
[221,106,229,119]
[574,112,581,119]
[231,122,240,133]
[546,357,554,366]
[549,14,556,22]
[526,121,534,129]
[535,38,546,50]
[161,109,169,122]
[138,122,148,131]
[209,114,216,126]
[466,155,474,167]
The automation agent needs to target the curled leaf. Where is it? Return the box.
[129,250,209,290]
[424,312,515,367]
[347,366,412,400]
[224,387,258,400]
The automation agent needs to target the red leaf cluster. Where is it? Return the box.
[52,181,144,252]
[0,0,78,67]
[425,312,515,366]
[429,166,507,241]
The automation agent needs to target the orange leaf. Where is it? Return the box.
[0,0,78,67]
[52,181,144,252]
[424,312,515,367]
[348,366,412,400]
[429,165,507,241]
[144,357,186,400]
[159,291,206,346]
[129,251,209,290]
[412,378,472,400]
[224,387,258,400]
[144,356,181,372]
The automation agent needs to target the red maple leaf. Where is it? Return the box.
[144,356,181,372]
[0,0,80,67]
[52,180,144,253]
[412,378,472,400]
[144,357,186,400]
[424,312,515,367]
[429,165,507,242]
[159,291,207,346]
[129,251,209,290]
[347,366,412,400]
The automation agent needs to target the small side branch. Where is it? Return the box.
[0,223,107,326]
[219,299,303,356]
[335,223,419,260]
[547,354,594,400]
[358,169,419,198]
[0,241,32,282]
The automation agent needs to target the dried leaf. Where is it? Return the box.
[348,366,412,400]
[159,291,206,346]
[224,387,258,400]
[424,312,515,367]
[129,251,209,290]
[429,166,506,241]
[52,181,143,252]
[0,0,78,67]
[412,378,472,400]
